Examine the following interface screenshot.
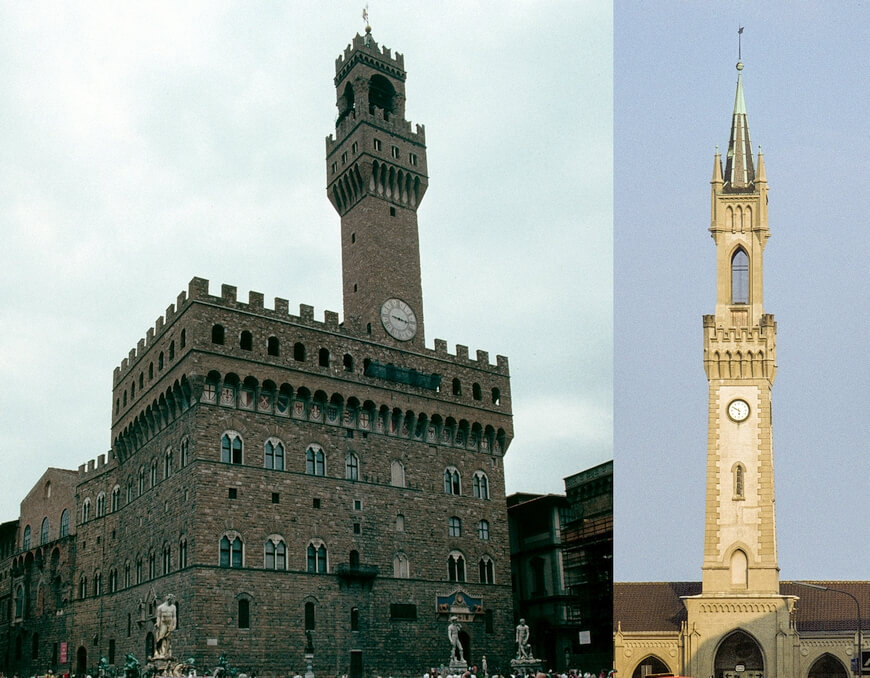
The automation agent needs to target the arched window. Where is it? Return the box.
[212,324,225,345]
[238,598,250,629]
[472,383,482,400]
[221,432,243,464]
[60,509,70,538]
[267,336,280,356]
[162,543,171,574]
[390,460,406,487]
[318,348,330,367]
[265,537,287,570]
[169,340,175,360]
[304,601,315,630]
[395,514,405,532]
[294,342,306,361]
[111,485,121,511]
[265,439,285,471]
[732,248,749,304]
[179,538,188,569]
[158,352,164,371]
[478,520,490,541]
[452,378,462,396]
[124,561,131,588]
[109,568,118,593]
[164,448,174,479]
[220,535,243,568]
[393,552,410,578]
[22,524,31,549]
[81,500,91,524]
[180,329,186,348]
[730,549,748,588]
[473,471,490,499]
[345,453,359,480]
[150,460,158,487]
[351,606,359,631]
[14,583,25,618]
[40,518,50,545]
[491,387,501,406]
[93,570,102,596]
[343,353,353,372]
[136,555,143,584]
[307,541,327,573]
[447,551,466,582]
[444,467,461,495]
[306,445,325,476]
[180,438,190,467]
[149,362,154,379]
[96,493,106,517]
[138,466,145,495]
[240,330,253,351]
[78,576,87,600]
[478,556,495,584]
[448,516,462,537]
[734,463,746,499]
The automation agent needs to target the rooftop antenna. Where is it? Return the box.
[738,25,744,60]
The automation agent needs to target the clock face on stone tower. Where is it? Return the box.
[380,298,418,341]
[727,398,750,422]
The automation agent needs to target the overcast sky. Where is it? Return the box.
[615,3,868,581]
[0,2,613,522]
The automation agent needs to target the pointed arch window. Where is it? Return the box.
[473,471,490,499]
[733,463,746,500]
[306,445,325,476]
[393,552,410,578]
[447,551,466,582]
[265,439,285,471]
[731,248,749,304]
[221,432,243,464]
[444,467,461,495]
[345,453,359,480]
[220,535,243,568]
[60,509,70,538]
[730,549,748,588]
[22,524,31,549]
[307,541,328,573]
[478,556,495,584]
[265,537,287,570]
[40,517,50,545]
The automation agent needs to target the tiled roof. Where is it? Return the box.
[614,581,870,634]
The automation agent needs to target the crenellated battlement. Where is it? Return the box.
[77,450,116,480]
[114,277,509,383]
[703,313,776,343]
[326,117,425,154]
[335,32,405,79]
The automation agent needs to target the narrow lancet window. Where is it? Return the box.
[731,249,749,304]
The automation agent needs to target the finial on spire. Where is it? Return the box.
[362,4,371,33]
[738,25,744,61]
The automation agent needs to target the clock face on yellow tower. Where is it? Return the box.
[380,298,418,341]
[727,398,750,422]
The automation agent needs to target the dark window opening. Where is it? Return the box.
[228,488,237,499]
[238,599,250,629]
[294,342,306,361]
[304,602,315,630]
[212,325,225,345]
[267,336,280,356]
[452,378,462,396]
[351,607,359,631]
[180,329,186,348]
[472,383,482,400]
[319,348,330,367]
[313,498,321,509]
[389,603,417,620]
[240,331,253,351]
[390,206,396,217]
[272,492,280,504]
[491,388,501,405]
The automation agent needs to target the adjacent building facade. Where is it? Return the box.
[1,28,515,678]
[508,461,612,674]
[613,62,868,678]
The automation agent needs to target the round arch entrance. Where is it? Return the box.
[631,655,670,678]
[714,630,764,678]
[76,646,87,676]
[458,630,471,667]
[808,653,848,678]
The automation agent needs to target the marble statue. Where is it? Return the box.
[448,616,464,662]
[154,594,177,659]
[515,618,531,659]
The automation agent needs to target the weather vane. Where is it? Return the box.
[738,25,744,60]
[362,5,370,32]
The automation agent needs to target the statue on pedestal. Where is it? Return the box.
[448,616,464,662]
[515,618,531,659]
[154,594,177,660]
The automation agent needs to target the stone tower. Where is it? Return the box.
[326,26,428,348]
[701,59,778,596]
[681,61,797,678]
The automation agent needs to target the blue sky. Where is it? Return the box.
[615,3,869,581]
[0,3,613,522]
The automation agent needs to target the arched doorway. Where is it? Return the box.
[714,630,764,678]
[459,630,471,667]
[631,655,670,678]
[808,653,848,678]
[76,646,87,676]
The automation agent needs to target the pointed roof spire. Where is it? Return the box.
[723,61,755,191]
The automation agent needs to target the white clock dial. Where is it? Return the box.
[380,298,418,341]
[727,399,750,422]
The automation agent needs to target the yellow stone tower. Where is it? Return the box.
[681,61,798,678]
